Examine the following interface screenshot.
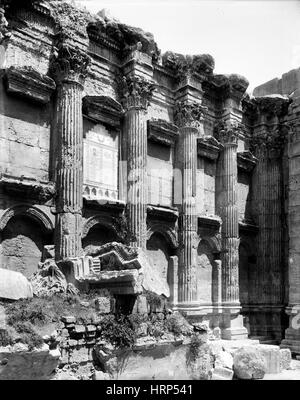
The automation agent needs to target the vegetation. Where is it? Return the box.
[99,315,136,348]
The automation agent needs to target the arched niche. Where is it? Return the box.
[82,223,120,256]
[1,214,48,278]
[146,232,173,285]
[197,239,215,304]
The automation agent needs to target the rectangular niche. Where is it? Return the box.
[147,141,173,207]
[83,122,119,201]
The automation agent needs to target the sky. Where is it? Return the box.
[76,0,300,93]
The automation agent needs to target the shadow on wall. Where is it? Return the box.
[82,224,120,256]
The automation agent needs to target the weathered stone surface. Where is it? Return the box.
[280,348,292,371]
[0,344,60,380]
[0,268,33,300]
[211,366,234,380]
[233,347,267,380]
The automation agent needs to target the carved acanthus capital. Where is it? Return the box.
[50,44,91,86]
[162,52,214,83]
[0,6,11,43]
[242,94,291,122]
[215,121,243,146]
[250,125,287,158]
[174,101,205,129]
[120,74,156,110]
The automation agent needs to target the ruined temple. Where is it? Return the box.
[0,0,299,357]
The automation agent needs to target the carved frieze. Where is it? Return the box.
[50,43,91,86]
[197,135,223,160]
[237,151,257,172]
[174,101,205,129]
[147,119,179,147]
[83,95,123,128]
[120,74,156,110]
[4,66,56,104]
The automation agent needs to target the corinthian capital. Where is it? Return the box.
[50,44,91,86]
[174,101,205,129]
[215,121,243,146]
[120,74,156,110]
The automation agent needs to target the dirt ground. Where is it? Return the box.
[263,359,300,380]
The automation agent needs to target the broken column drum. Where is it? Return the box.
[50,44,91,260]
[174,101,204,305]
[121,75,155,249]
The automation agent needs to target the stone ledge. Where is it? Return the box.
[4,66,56,104]
[0,173,56,202]
[237,151,257,172]
[83,96,123,128]
[197,136,223,160]
[147,119,179,147]
[147,205,179,222]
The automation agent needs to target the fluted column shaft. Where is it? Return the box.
[55,82,83,260]
[125,107,147,248]
[174,101,204,305]
[50,44,90,261]
[121,74,155,249]
[178,126,198,303]
[218,132,239,305]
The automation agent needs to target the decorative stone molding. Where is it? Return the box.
[83,95,124,128]
[120,74,156,110]
[87,18,160,61]
[203,73,249,101]
[242,94,291,120]
[197,136,223,160]
[198,215,221,231]
[4,66,56,104]
[250,127,287,158]
[83,198,126,213]
[147,119,179,147]
[174,101,205,129]
[50,43,91,86]
[200,234,222,254]
[0,173,56,202]
[0,204,54,233]
[146,222,178,250]
[162,52,215,83]
[237,151,257,172]
[147,205,179,222]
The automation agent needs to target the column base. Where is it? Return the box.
[281,305,300,355]
[221,314,248,340]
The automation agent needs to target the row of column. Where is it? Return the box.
[50,43,242,312]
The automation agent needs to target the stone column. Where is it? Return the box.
[121,75,155,249]
[218,125,240,305]
[174,101,203,305]
[50,44,90,260]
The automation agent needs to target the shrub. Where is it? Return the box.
[13,322,44,351]
[0,328,15,347]
[100,315,136,348]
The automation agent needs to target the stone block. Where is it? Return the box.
[280,348,292,371]
[211,366,233,380]
[233,347,266,380]
[0,268,33,300]
[62,316,76,324]
[95,290,114,314]
[86,325,96,333]
[68,339,78,348]
[74,325,86,334]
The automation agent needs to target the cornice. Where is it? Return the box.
[147,119,179,147]
[83,95,124,128]
[237,151,257,172]
[4,66,56,104]
[197,135,223,160]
